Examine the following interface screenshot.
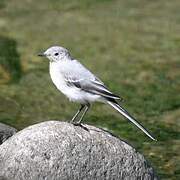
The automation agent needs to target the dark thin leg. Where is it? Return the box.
[70,104,85,123]
[77,104,90,124]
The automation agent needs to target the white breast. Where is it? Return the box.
[49,62,101,104]
[49,62,66,91]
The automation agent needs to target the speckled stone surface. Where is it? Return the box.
[0,121,158,180]
[0,122,17,145]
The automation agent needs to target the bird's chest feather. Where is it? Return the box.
[49,63,68,92]
[49,62,100,103]
[49,62,81,101]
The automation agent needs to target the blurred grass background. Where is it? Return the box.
[0,0,179,179]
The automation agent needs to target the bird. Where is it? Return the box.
[38,45,156,141]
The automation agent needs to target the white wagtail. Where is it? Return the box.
[38,46,156,141]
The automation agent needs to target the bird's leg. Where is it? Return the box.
[70,104,85,123]
[77,104,90,124]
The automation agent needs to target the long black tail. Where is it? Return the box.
[107,101,156,141]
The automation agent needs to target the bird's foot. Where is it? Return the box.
[70,121,81,126]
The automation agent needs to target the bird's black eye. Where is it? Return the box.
[54,53,59,56]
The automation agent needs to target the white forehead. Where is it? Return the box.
[45,46,68,54]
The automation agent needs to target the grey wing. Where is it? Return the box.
[63,60,123,101]
[75,79,122,100]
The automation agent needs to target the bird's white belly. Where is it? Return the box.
[63,87,100,103]
[50,63,101,104]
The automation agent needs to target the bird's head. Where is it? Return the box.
[38,46,71,62]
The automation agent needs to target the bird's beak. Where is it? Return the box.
[38,52,46,57]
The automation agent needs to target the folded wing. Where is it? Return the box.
[62,59,123,101]
[64,75,123,101]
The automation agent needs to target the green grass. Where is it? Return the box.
[0,36,22,82]
[0,0,180,179]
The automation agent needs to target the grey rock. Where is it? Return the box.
[0,121,158,180]
[0,122,17,145]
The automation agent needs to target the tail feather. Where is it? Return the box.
[107,101,156,141]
